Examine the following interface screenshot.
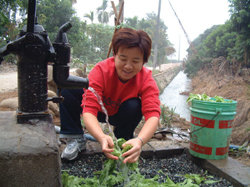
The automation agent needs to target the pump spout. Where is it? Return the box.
[52,21,89,89]
[53,65,89,89]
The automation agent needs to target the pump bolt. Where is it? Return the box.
[26,33,34,41]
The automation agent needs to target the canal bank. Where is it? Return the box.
[153,65,182,94]
[152,64,191,121]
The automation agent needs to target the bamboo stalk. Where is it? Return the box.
[106,1,124,58]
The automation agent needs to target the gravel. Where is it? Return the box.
[61,153,235,186]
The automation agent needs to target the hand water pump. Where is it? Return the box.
[0,0,89,124]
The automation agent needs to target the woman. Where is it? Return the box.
[60,28,161,163]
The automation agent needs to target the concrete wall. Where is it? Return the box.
[153,65,182,94]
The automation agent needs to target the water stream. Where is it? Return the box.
[87,87,117,142]
[88,87,130,186]
[159,71,191,121]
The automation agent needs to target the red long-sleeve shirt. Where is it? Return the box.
[81,57,161,121]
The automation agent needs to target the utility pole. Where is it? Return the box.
[168,0,198,55]
[153,0,161,70]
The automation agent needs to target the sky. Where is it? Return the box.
[73,0,231,61]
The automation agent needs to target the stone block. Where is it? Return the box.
[0,111,61,187]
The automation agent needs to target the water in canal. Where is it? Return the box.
[159,71,191,121]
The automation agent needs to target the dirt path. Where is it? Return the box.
[160,63,181,71]
[0,63,181,93]
[0,72,17,93]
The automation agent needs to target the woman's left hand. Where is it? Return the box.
[121,137,143,163]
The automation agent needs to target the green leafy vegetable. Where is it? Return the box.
[98,159,117,185]
[121,144,133,154]
[61,171,85,187]
[61,138,221,187]
[214,95,232,103]
[110,149,121,157]
[187,93,233,103]
[117,138,126,149]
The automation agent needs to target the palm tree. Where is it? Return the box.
[84,11,94,23]
[125,16,138,29]
[96,0,109,24]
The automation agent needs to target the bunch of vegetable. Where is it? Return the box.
[96,138,139,186]
[62,138,139,187]
[186,93,232,103]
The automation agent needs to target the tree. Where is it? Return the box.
[0,0,27,38]
[84,23,114,62]
[36,0,75,40]
[165,46,176,57]
[125,16,139,29]
[187,25,219,57]
[228,0,250,65]
[96,0,109,24]
[0,0,27,62]
[142,13,170,66]
[84,11,94,23]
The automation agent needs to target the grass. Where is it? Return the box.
[245,127,250,132]
[160,104,176,128]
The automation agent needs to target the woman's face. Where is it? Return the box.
[114,47,144,83]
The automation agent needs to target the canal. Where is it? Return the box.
[159,71,191,121]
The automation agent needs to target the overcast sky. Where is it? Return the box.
[73,0,231,61]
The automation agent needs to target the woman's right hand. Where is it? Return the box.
[99,134,119,160]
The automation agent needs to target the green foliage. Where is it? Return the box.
[187,25,220,57]
[184,55,201,78]
[2,0,173,67]
[185,23,238,77]
[62,171,85,187]
[63,136,221,186]
[36,0,75,39]
[0,0,27,29]
[85,23,114,61]
[184,56,213,78]
[186,93,233,103]
[160,105,175,128]
[203,22,237,58]
[181,171,220,186]
[62,158,221,187]
[84,11,94,23]
[0,20,21,63]
[125,16,139,29]
[96,0,109,24]
[229,0,250,64]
